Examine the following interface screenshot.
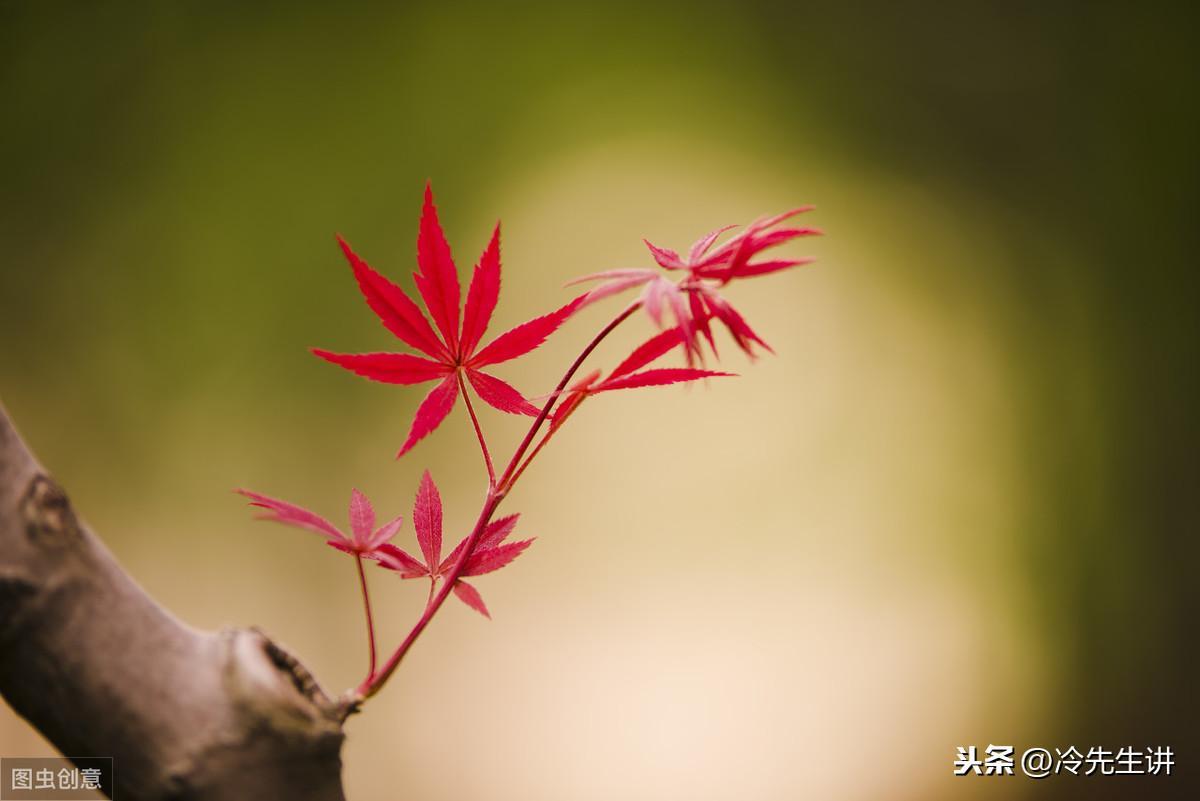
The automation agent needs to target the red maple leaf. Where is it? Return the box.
[569,209,820,362]
[314,184,584,456]
[234,487,403,557]
[374,471,533,618]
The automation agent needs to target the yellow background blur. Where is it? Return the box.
[1,3,1194,800]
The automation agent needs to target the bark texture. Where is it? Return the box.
[0,402,350,800]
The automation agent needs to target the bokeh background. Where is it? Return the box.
[1,2,1195,799]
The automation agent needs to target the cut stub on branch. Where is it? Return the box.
[0,401,350,801]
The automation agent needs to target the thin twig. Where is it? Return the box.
[355,555,377,682]
[361,300,642,698]
[497,300,641,493]
[457,370,496,485]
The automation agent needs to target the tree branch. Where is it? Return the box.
[0,400,349,800]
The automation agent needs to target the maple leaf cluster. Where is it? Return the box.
[236,471,528,619]
[313,186,582,457]
[571,208,820,363]
[235,184,816,699]
[373,471,532,618]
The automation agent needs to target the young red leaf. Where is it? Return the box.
[478,513,520,551]
[687,224,736,263]
[325,540,359,556]
[368,513,406,552]
[643,277,668,327]
[397,375,460,457]
[597,368,733,392]
[236,487,405,559]
[348,488,375,545]
[663,281,693,347]
[439,513,521,574]
[688,290,717,356]
[702,290,774,358]
[469,295,586,368]
[462,538,534,576]
[609,327,687,380]
[452,579,491,619]
[643,239,685,270]
[412,470,443,573]
[568,268,657,309]
[414,184,462,353]
[374,543,429,578]
[696,210,819,281]
[748,226,821,249]
[466,369,539,416]
[336,235,447,360]
[545,337,732,435]
[311,350,449,385]
[732,257,816,278]
[234,489,346,543]
[459,224,502,358]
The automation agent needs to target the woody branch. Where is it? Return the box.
[0,401,349,801]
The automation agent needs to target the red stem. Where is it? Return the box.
[355,554,377,682]
[360,493,500,697]
[506,426,555,490]
[458,369,496,485]
[360,300,642,699]
[496,300,641,493]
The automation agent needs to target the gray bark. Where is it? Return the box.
[0,401,351,800]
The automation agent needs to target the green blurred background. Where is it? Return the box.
[1,2,1195,799]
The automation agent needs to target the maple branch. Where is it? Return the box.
[497,300,642,493]
[355,554,377,681]
[457,369,496,485]
[505,427,554,491]
[361,493,498,697]
[0,400,350,800]
[362,300,642,699]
